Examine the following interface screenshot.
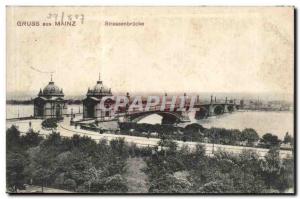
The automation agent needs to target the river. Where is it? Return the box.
[138,110,294,139]
[6,104,82,119]
[7,105,294,139]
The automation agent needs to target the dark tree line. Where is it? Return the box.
[7,125,294,194]
[6,125,131,193]
[119,122,289,149]
[143,139,294,193]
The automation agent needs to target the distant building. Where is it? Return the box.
[83,75,114,119]
[33,76,67,119]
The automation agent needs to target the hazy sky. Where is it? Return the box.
[7,7,294,100]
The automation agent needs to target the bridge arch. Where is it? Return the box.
[227,105,234,112]
[195,106,209,119]
[213,105,224,115]
[126,111,186,124]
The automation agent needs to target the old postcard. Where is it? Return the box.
[6,6,295,194]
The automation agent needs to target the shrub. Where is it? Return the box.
[42,118,58,129]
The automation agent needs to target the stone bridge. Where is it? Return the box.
[122,95,239,124]
[194,96,239,119]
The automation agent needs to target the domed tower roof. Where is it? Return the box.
[87,74,112,98]
[38,75,64,97]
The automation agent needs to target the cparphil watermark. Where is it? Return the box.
[99,95,200,116]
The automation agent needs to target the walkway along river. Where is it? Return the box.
[6,117,292,159]
[58,121,292,159]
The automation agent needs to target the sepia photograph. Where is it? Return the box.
[6,6,295,194]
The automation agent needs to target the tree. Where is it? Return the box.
[82,167,105,192]
[158,139,178,150]
[260,147,281,190]
[261,133,281,148]
[276,157,294,192]
[63,179,77,191]
[110,138,129,159]
[183,123,205,142]
[199,180,234,193]
[6,125,21,151]
[232,150,267,193]
[20,129,43,149]
[6,152,26,192]
[237,150,261,174]
[103,174,128,193]
[205,128,221,144]
[260,148,294,192]
[283,132,293,144]
[149,173,192,193]
[44,132,62,145]
[41,118,58,129]
[241,128,259,146]
[185,144,206,170]
[28,147,56,192]
[230,168,266,193]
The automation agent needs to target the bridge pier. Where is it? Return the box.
[233,105,237,111]
[223,104,229,113]
[209,95,214,116]
[208,104,215,116]
[194,96,238,120]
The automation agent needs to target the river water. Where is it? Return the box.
[7,105,294,139]
[195,111,293,139]
[6,104,81,119]
[138,111,294,139]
